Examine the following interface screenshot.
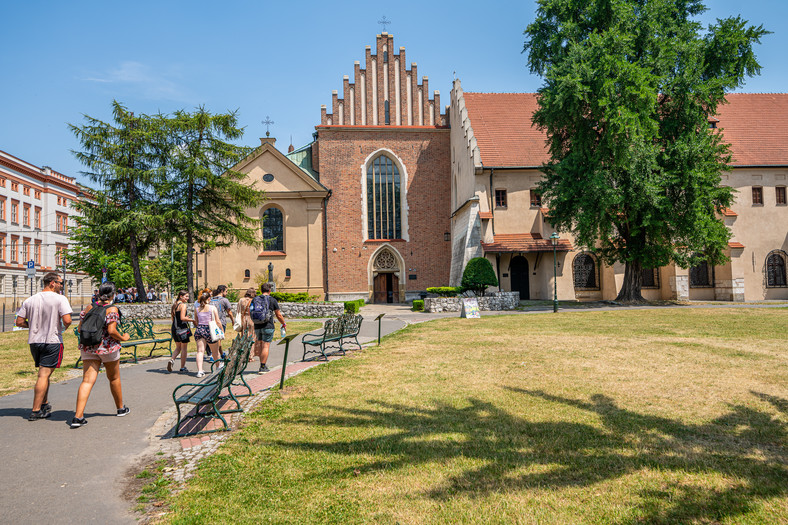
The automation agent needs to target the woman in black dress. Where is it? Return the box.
[168,290,194,373]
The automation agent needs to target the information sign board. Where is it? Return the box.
[460,297,480,318]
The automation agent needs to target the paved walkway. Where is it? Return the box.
[1,301,785,524]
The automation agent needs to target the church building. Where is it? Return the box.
[207,33,788,303]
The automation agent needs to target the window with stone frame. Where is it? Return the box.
[261,207,284,251]
[641,267,660,289]
[573,253,599,290]
[367,155,402,239]
[495,189,507,208]
[766,250,787,288]
[530,189,542,207]
[689,260,714,287]
[777,186,787,206]
[752,186,763,205]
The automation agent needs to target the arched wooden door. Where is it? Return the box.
[510,255,530,300]
[373,273,400,303]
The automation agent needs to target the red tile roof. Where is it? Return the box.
[720,207,738,217]
[463,92,788,167]
[478,211,493,219]
[481,233,572,253]
[728,242,745,249]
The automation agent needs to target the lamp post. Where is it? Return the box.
[550,232,559,313]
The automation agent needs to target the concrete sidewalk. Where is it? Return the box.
[0,311,405,525]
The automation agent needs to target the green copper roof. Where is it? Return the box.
[286,142,319,181]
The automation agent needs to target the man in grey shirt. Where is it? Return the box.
[210,285,233,359]
[16,272,72,420]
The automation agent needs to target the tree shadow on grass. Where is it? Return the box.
[270,388,787,524]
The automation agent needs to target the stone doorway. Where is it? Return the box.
[373,272,400,303]
[511,255,530,300]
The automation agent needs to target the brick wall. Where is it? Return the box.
[317,127,451,295]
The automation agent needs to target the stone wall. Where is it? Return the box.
[112,301,344,320]
[424,292,519,313]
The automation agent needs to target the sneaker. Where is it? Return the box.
[259,364,270,374]
[41,403,52,417]
[167,359,174,373]
[117,406,130,417]
[179,367,188,373]
[221,352,226,360]
[208,356,215,364]
[70,417,88,428]
[28,410,48,421]
[196,371,206,378]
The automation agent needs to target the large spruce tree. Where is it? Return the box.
[523,0,768,302]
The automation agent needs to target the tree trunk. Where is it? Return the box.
[128,231,148,302]
[186,230,194,302]
[616,260,646,303]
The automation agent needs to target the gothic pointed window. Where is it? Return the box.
[262,207,284,251]
[367,155,401,239]
[766,250,787,287]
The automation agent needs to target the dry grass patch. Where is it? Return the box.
[168,308,787,524]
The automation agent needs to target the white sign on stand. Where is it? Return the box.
[460,297,480,318]
[26,260,36,278]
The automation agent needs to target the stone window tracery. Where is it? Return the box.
[373,250,398,271]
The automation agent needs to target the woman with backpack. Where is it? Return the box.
[71,281,130,429]
[168,290,194,373]
[193,291,223,378]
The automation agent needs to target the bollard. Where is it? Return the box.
[277,333,300,390]
[374,313,385,346]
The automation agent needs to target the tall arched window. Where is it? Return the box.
[766,250,787,287]
[262,207,283,251]
[367,155,401,239]
[573,253,599,290]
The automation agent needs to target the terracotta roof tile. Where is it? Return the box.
[478,211,493,219]
[463,92,788,167]
[728,242,745,249]
[481,233,572,253]
[720,207,738,217]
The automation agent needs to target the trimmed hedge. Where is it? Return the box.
[344,299,365,313]
[271,292,322,303]
[412,299,424,311]
[426,286,463,297]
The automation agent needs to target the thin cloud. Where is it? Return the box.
[82,61,193,102]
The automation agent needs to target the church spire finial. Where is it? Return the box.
[377,15,391,32]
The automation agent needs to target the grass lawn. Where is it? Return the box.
[167,308,787,525]
[0,321,321,398]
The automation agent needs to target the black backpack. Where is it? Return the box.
[80,305,109,346]
[250,295,272,324]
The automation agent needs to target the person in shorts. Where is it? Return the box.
[70,281,130,428]
[252,283,286,374]
[15,272,72,421]
[210,285,233,360]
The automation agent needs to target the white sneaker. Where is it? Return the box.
[196,371,205,378]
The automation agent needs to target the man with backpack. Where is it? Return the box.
[15,272,72,421]
[249,283,286,373]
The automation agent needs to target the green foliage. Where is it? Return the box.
[523,0,768,301]
[412,299,424,311]
[271,292,321,303]
[344,299,364,314]
[426,286,463,297]
[461,257,499,297]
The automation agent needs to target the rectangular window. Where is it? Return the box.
[56,212,69,232]
[530,189,542,207]
[777,186,787,205]
[11,201,18,224]
[55,246,67,267]
[752,186,763,205]
[23,205,30,226]
[0,236,5,261]
[690,261,714,287]
[10,237,18,263]
[0,198,5,221]
[22,240,29,262]
[11,181,18,192]
[34,207,41,229]
[0,177,5,187]
[34,189,41,199]
[23,185,30,196]
[641,267,660,289]
[34,242,41,264]
[495,189,507,208]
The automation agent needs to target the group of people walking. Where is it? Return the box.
[170,283,286,377]
[16,274,284,429]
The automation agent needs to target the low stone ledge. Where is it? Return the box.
[424,292,519,313]
[113,301,344,320]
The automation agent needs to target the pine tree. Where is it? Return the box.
[523,0,768,302]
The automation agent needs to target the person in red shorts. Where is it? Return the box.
[15,272,72,421]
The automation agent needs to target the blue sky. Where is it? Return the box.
[1,0,785,185]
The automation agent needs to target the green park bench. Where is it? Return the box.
[301,313,363,361]
[74,315,172,367]
[172,333,255,437]
[338,313,363,351]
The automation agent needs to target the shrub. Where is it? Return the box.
[271,292,315,303]
[426,286,463,297]
[460,257,499,297]
[344,300,360,314]
[412,299,424,311]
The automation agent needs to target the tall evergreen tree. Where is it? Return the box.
[523,0,768,302]
[158,107,265,300]
[69,102,165,301]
